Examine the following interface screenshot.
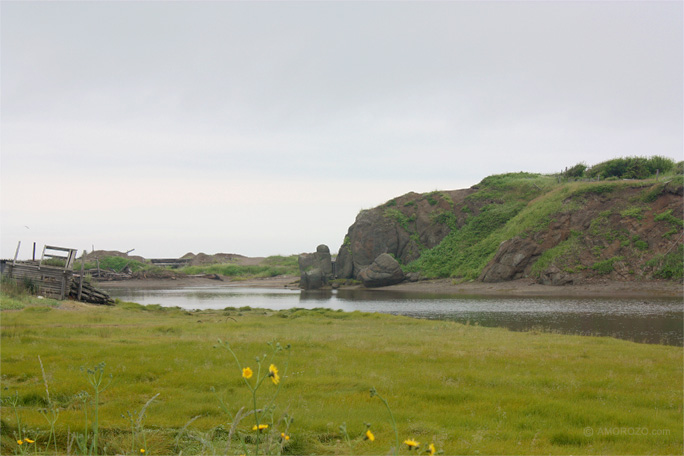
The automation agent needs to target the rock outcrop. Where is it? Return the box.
[336,189,476,279]
[298,245,333,290]
[358,253,405,288]
[479,237,543,282]
[538,265,574,286]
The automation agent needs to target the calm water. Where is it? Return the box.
[105,286,684,346]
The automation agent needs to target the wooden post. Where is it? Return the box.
[13,241,21,265]
[59,271,66,300]
[656,169,660,181]
[33,242,36,261]
[77,252,86,301]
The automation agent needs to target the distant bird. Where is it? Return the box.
[24,226,30,229]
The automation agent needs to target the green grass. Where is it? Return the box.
[530,233,581,277]
[177,255,299,278]
[619,206,646,221]
[74,256,151,273]
[654,209,684,229]
[1,298,681,455]
[0,277,62,310]
[384,208,413,231]
[585,156,676,180]
[591,256,624,275]
[646,245,684,280]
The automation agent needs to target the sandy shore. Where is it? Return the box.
[96,275,682,299]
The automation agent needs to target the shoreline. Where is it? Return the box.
[96,275,683,299]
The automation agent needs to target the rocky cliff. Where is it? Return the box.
[335,172,683,285]
[335,189,477,279]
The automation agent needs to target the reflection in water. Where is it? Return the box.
[106,286,683,346]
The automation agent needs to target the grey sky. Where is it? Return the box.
[1,1,682,258]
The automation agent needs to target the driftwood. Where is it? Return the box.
[69,278,114,305]
[187,273,223,281]
[84,268,131,280]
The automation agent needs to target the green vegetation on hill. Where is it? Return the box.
[404,157,683,280]
[585,156,677,180]
[405,173,563,279]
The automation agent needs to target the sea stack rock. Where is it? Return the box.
[359,253,405,288]
[298,245,333,290]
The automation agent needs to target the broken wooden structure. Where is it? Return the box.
[1,243,113,304]
[149,258,191,268]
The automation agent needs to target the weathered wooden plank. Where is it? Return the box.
[3,262,74,299]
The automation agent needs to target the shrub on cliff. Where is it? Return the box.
[586,156,675,180]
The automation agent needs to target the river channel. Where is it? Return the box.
[106,286,683,346]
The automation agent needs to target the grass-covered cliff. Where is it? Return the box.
[336,157,683,283]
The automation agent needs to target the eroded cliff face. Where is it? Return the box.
[335,189,476,279]
[480,182,684,284]
[335,178,683,284]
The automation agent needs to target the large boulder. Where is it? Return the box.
[298,245,333,289]
[479,237,543,282]
[359,253,405,288]
[300,268,325,290]
[539,265,574,286]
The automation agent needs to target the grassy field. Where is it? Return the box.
[1,298,682,455]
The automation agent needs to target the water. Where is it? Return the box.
[106,286,683,346]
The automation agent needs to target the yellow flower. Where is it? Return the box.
[24,438,35,444]
[426,443,436,455]
[17,440,23,445]
[140,449,145,454]
[242,367,253,379]
[364,429,375,441]
[252,424,269,432]
[268,364,280,385]
[404,439,420,450]
[281,432,290,441]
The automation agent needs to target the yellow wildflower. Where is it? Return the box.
[426,443,436,455]
[268,364,280,385]
[24,438,35,444]
[404,439,420,450]
[242,367,253,379]
[252,424,269,432]
[364,429,375,441]
[17,440,23,445]
[281,432,290,441]
[140,449,145,454]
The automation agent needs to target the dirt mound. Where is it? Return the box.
[187,252,250,266]
[84,250,145,263]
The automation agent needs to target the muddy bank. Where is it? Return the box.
[382,278,683,299]
[96,275,682,299]
[96,275,300,290]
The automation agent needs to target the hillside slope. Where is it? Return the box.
[335,172,683,284]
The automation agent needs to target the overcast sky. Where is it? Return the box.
[1,1,682,259]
